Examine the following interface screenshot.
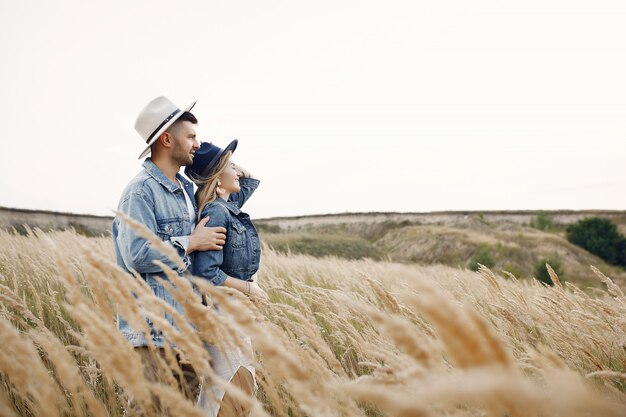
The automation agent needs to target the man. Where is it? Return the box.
[112,96,225,405]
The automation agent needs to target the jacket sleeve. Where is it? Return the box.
[192,204,229,286]
[228,178,260,209]
[114,188,190,275]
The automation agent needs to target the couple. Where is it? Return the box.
[112,96,265,416]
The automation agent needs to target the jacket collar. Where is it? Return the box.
[142,158,193,193]
[215,197,241,215]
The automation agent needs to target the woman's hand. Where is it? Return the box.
[235,164,255,179]
[248,281,267,299]
[223,276,267,299]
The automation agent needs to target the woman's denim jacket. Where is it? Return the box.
[193,178,261,285]
[112,158,197,347]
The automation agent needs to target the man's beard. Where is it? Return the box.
[173,148,194,166]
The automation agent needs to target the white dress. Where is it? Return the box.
[197,304,257,416]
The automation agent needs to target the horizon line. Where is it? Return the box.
[1,205,625,222]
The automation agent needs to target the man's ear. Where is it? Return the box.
[158,132,172,148]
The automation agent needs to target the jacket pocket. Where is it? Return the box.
[229,220,246,249]
[156,217,183,240]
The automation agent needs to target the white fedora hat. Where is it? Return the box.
[135,96,196,159]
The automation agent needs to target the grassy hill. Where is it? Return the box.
[258,211,626,289]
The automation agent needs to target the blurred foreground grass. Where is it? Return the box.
[0,228,625,417]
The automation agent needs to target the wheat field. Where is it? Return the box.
[0,227,625,417]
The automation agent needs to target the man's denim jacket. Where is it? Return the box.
[112,158,196,347]
[193,178,261,285]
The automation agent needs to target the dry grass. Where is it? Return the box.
[0,227,625,416]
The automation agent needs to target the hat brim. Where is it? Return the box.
[137,100,197,159]
[199,139,238,178]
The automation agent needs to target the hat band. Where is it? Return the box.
[199,146,223,179]
[201,156,219,178]
[146,109,180,143]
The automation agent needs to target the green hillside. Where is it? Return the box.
[258,212,626,289]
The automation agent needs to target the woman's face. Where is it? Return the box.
[219,156,241,194]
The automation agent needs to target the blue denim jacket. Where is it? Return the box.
[193,178,261,285]
[112,158,197,347]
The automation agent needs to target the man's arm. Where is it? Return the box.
[116,191,191,274]
[186,217,227,254]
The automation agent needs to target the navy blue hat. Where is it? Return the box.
[185,139,238,180]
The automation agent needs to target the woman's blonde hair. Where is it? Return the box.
[193,151,233,221]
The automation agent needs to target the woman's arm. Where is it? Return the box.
[192,205,229,286]
[194,204,266,297]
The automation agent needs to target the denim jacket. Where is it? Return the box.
[193,178,261,285]
[112,158,197,347]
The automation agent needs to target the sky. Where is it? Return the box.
[1,0,625,219]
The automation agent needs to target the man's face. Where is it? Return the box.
[168,121,199,167]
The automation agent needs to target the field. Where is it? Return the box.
[1,226,625,416]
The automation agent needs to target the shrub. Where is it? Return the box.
[566,217,626,267]
[469,245,495,272]
[256,223,281,233]
[502,263,525,279]
[530,211,555,231]
[617,239,626,266]
[534,257,565,286]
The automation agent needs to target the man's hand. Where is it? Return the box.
[187,217,226,254]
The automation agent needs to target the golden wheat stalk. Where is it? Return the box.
[590,266,625,298]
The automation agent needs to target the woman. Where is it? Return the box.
[185,139,264,417]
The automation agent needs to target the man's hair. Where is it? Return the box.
[164,111,198,138]
[177,111,198,124]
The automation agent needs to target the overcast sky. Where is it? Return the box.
[1,0,625,219]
